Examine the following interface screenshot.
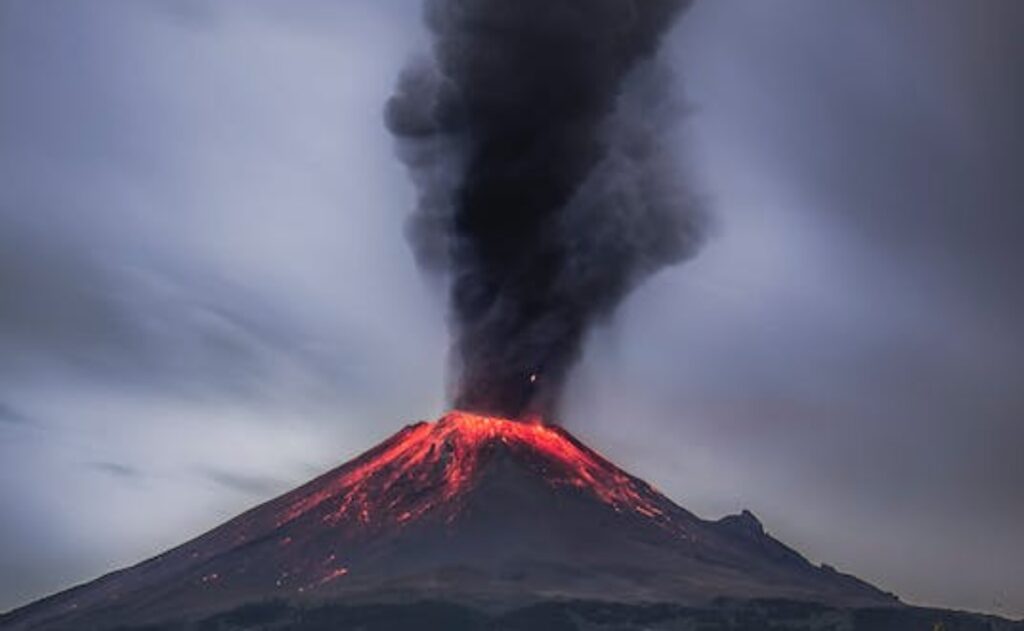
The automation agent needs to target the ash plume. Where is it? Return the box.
[386,0,704,420]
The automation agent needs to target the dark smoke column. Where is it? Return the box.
[387,0,704,420]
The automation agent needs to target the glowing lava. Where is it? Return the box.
[277,411,670,532]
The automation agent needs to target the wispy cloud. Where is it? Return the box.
[198,467,286,498]
[0,402,32,426]
[86,461,144,479]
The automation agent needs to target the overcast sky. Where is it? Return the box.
[1,0,1021,619]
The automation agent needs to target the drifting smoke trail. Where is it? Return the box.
[386,0,704,420]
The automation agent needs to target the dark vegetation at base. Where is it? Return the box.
[104,599,1024,631]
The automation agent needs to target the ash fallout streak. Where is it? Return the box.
[387,0,705,420]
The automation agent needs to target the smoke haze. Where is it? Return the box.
[387,0,704,419]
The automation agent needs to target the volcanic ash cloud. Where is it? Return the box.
[386,0,705,420]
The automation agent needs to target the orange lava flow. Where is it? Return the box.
[276,412,669,531]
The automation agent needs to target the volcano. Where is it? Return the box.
[8,412,1017,631]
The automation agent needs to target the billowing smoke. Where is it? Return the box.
[386,0,704,420]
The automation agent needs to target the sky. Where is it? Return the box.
[1,0,1022,619]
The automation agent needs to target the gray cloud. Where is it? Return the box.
[0,402,32,426]
[87,462,144,480]
[198,467,287,498]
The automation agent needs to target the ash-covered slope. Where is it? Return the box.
[1,413,895,630]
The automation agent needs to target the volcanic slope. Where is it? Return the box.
[1,412,896,630]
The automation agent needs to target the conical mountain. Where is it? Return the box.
[1,412,896,630]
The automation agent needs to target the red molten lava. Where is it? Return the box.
[277,411,670,532]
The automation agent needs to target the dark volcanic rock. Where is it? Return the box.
[2,412,993,631]
[39,600,1024,631]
